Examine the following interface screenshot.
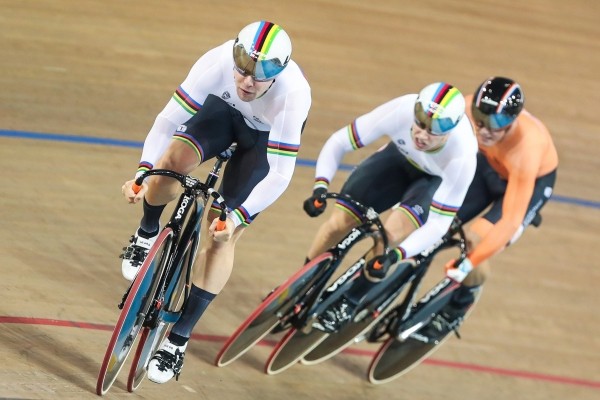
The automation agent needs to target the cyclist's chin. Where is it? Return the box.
[236,87,257,102]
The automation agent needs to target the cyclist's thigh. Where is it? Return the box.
[219,124,270,216]
[339,142,416,213]
[175,94,238,162]
[393,174,442,229]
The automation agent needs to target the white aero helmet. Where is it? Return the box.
[414,82,466,135]
[233,21,292,81]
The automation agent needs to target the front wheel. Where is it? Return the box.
[96,228,174,396]
[215,253,333,367]
[126,231,196,392]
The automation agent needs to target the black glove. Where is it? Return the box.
[303,188,328,217]
[365,251,399,280]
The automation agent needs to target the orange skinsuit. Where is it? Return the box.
[463,94,559,267]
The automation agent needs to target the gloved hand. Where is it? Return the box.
[365,250,400,280]
[445,257,473,283]
[303,187,328,217]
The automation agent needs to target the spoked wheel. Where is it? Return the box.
[96,229,173,396]
[264,327,328,375]
[215,253,333,367]
[126,232,196,392]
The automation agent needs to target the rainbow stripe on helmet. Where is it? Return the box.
[250,21,283,60]
[428,83,462,118]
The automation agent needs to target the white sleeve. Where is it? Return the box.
[229,88,311,227]
[397,155,477,258]
[313,97,405,188]
[136,43,227,176]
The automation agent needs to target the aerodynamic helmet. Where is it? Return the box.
[472,77,524,130]
[414,82,466,135]
[232,21,291,82]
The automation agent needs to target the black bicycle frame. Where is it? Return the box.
[286,193,391,328]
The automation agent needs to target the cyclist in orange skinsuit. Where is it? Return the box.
[423,77,559,339]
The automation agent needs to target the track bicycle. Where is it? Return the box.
[96,144,235,396]
[365,213,542,384]
[214,193,393,369]
[264,216,468,375]
[293,217,468,375]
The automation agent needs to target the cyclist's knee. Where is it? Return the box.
[156,141,199,173]
[326,208,358,234]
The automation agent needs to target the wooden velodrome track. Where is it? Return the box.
[1,1,599,399]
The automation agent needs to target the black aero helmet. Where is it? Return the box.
[472,77,524,130]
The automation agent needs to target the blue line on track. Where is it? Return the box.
[2,129,598,209]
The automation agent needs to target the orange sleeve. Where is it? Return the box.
[467,137,543,267]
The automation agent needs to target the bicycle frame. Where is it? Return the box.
[281,193,392,330]
[96,145,234,396]
[365,218,468,343]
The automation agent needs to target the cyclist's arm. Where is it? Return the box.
[137,43,226,177]
[312,96,412,191]
[228,89,311,228]
[467,159,539,266]
[397,156,477,259]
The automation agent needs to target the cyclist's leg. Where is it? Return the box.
[306,142,407,260]
[121,140,201,280]
[305,207,360,260]
[316,157,439,332]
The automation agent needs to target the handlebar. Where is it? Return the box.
[132,169,229,232]
[319,192,391,254]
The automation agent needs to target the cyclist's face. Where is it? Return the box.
[475,123,510,147]
[411,122,449,151]
[233,69,274,102]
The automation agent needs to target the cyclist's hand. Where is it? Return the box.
[122,179,147,204]
[209,217,234,242]
[303,188,327,217]
[365,251,399,280]
[445,257,473,283]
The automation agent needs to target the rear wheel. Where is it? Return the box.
[215,253,333,367]
[264,327,329,375]
[367,335,444,384]
[96,229,174,396]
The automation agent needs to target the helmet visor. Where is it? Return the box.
[471,107,515,130]
[414,101,456,136]
[233,44,285,82]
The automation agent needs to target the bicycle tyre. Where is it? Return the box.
[367,334,446,384]
[264,326,329,375]
[300,299,398,366]
[367,291,481,384]
[96,228,174,396]
[215,253,333,367]
[126,233,195,392]
[301,261,416,366]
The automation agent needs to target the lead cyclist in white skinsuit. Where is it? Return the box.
[119,21,311,384]
[301,82,478,332]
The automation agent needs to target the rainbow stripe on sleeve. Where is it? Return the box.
[267,140,300,157]
[346,121,364,150]
[430,200,459,217]
[173,86,202,115]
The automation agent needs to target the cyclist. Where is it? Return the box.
[420,76,558,340]
[302,82,478,333]
[119,21,311,383]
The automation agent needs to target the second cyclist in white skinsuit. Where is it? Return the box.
[301,82,477,332]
